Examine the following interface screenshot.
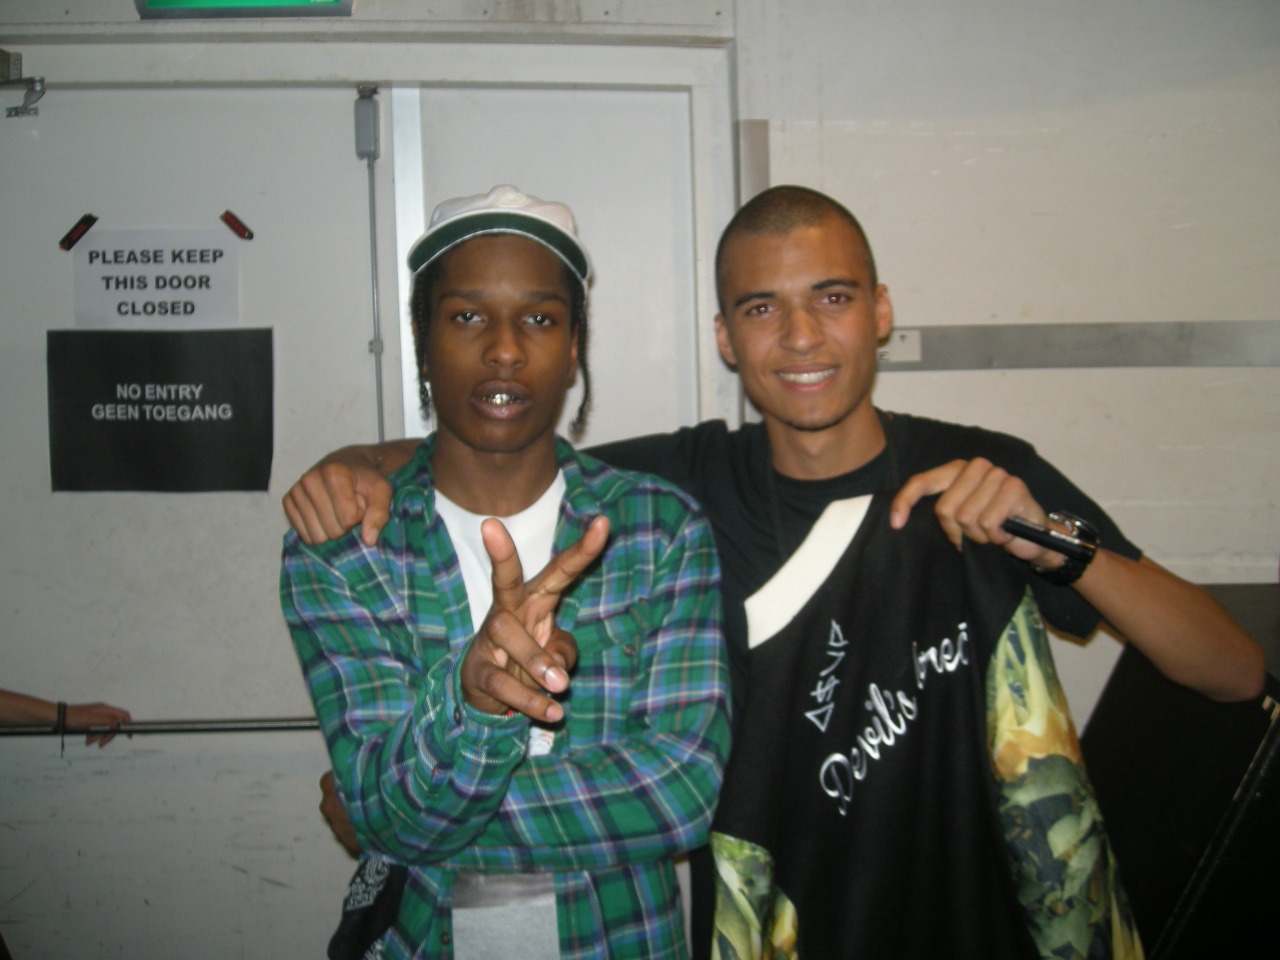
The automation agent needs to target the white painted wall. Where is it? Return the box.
[735,0,1280,720]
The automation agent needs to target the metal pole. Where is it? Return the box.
[0,716,319,737]
[355,84,385,442]
[366,152,385,443]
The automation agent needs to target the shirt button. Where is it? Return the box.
[441,932,452,945]
[622,644,636,656]
[453,707,462,725]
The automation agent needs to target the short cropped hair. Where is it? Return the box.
[715,185,878,313]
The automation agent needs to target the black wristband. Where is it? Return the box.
[54,700,67,735]
[1030,512,1100,587]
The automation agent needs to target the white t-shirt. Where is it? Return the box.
[434,471,564,636]
[433,473,566,960]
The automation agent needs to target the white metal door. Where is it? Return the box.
[396,85,701,450]
[0,84,370,960]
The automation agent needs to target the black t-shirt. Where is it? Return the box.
[712,493,1043,959]
[588,410,1140,719]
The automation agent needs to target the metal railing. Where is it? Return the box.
[0,716,319,737]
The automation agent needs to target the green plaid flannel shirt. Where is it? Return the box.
[281,437,730,959]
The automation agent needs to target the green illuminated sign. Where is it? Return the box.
[149,1,345,7]
[137,0,352,17]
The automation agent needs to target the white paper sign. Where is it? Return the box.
[74,228,241,329]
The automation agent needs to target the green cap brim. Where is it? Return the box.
[407,211,590,284]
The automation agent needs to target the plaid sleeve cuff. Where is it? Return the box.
[432,645,530,750]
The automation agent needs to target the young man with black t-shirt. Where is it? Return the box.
[283,186,1262,959]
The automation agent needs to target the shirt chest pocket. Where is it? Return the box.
[561,603,652,744]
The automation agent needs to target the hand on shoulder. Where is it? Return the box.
[282,440,416,546]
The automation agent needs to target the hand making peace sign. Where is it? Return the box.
[459,514,610,722]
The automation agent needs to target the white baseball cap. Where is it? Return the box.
[407,184,592,286]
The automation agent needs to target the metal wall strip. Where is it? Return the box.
[877,320,1280,371]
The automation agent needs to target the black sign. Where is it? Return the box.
[47,329,273,491]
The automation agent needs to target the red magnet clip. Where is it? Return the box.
[59,213,98,251]
[220,210,254,240]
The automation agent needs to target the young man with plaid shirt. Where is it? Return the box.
[281,186,729,960]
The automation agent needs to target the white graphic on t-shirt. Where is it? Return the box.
[805,620,849,733]
[913,621,971,686]
[818,622,971,816]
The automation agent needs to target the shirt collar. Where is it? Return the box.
[393,433,598,539]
